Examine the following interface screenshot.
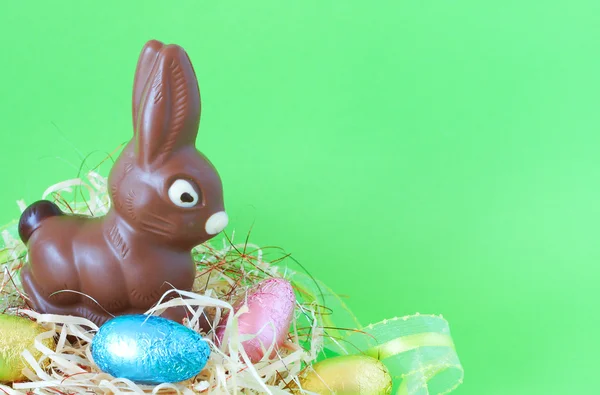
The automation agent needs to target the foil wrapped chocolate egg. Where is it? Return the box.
[91,315,210,384]
[216,278,295,362]
[0,314,55,383]
[299,355,393,395]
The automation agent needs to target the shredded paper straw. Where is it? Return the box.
[0,159,463,394]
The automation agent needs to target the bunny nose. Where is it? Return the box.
[205,211,229,235]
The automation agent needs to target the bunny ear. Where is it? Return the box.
[135,44,201,167]
[132,40,165,131]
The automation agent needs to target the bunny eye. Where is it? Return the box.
[168,179,200,208]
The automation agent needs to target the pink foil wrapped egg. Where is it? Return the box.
[216,278,295,362]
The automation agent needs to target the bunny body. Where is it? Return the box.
[19,40,228,327]
[21,212,196,324]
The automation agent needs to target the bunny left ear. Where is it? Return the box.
[135,44,201,167]
[132,40,165,131]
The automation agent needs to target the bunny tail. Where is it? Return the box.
[18,200,64,244]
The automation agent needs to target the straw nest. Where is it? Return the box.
[0,150,463,395]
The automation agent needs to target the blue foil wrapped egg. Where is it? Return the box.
[91,315,210,384]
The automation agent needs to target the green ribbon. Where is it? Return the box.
[364,332,455,360]
[292,273,464,394]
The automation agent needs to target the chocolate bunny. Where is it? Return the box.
[18,40,228,327]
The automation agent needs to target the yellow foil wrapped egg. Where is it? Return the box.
[299,355,393,394]
[0,314,55,383]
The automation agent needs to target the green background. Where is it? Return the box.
[1,1,597,393]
